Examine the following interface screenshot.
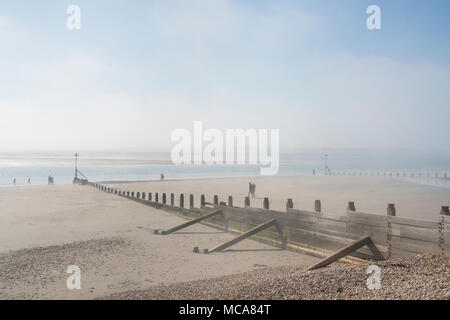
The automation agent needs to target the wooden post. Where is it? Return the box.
[263,197,269,210]
[286,199,293,211]
[200,195,205,207]
[142,192,146,200]
[244,197,250,208]
[228,196,233,207]
[439,207,448,256]
[180,194,184,208]
[386,204,394,259]
[162,193,167,204]
[170,193,174,206]
[347,201,356,212]
[127,191,130,196]
[314,200,321,213]
[387,203,396,216]
[149,192,152,201]
[213,195,218,205]
[189,194,194,209]
[137,192,140,199]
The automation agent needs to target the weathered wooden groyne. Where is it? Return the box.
[331,171,449,179]
[85,181,450,262]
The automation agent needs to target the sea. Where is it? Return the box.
[1,151,449,188]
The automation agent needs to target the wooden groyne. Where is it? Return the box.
[85,181,450,261]
[330,171,449,179]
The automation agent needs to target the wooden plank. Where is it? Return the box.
[155,210,223,235]
[391,216,439,229]
[391,223,439,243]
[348,213,386,228]
[346,223,386,243]
[306,236,372,270]
[204,219,281,254]
[390,235,441,255]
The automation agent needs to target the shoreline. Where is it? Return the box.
[3,173,450,189]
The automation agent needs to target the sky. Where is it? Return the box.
[0,0,449,154]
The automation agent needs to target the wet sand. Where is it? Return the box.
[0,185,318,299]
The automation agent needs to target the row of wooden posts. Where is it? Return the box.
[333,171,449,178]
[87,182,450,217]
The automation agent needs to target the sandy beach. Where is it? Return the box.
[107,175,450,220]
[0,184,318,299]
[1,175,449,299]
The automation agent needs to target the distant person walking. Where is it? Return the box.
[251,183,256,198]
[248,182,252,197]
[13,178,16,185]
[28,178,31,184]
[160,173,165,180]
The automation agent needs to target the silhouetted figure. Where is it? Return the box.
[251,183,256,198]
[13,178,16,185]
[248,182,252,197]
[28,178,31,184]
[160,173,165,180]
[313,169,316,175]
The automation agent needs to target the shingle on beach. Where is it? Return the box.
[103,254,449,300]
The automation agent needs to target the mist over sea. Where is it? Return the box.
[1,151,449,188]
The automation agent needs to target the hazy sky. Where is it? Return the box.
[1,0,449,153]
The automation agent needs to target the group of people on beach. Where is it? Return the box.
[248,182,256,198]
[12,178,31,185]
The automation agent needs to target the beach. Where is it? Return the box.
[0,184,318,299]
[107,175,450,220]
[1,175,449,299]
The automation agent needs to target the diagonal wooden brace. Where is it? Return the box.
[305,235,381,271]
[154,210,224,235]
[203,219,285,254]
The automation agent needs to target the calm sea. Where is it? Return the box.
[1,151,449,187]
